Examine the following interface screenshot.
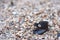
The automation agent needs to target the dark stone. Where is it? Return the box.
[9,21,14,26]
[42,38,45,39]
[33,21,49,35]
[10,1,14,6]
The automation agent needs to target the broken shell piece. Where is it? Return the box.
[33,21,49,35]
[33,29,46,35]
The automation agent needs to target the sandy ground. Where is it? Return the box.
[0,0,60,40]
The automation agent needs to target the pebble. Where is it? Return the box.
[9,21,14,26]
[19,18,25,25]
[12,11,18,15]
